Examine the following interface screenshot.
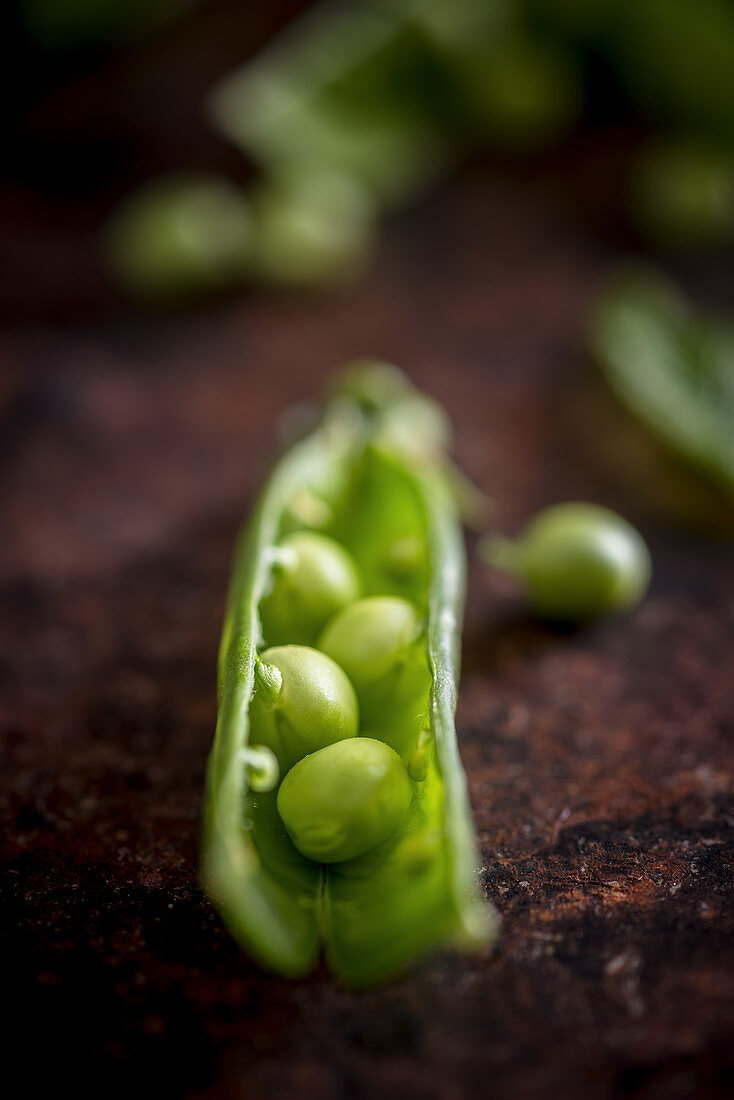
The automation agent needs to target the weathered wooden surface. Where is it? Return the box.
[2,6,734,1098]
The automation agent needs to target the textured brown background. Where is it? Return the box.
[2,3,734,1097]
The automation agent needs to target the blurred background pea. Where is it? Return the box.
[104,174,252,301]
[247,166,377,288]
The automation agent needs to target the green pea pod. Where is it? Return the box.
[202,367,497,985]
[590,268,734,499]
[208,2,453,209]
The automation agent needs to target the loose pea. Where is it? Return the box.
[248,166,376,288]
[104,174,251,300]
[318,596,431,723]
[250,645,358,775]
[276,738,413,864]
[260,532,361,647]
[480,503,651,622]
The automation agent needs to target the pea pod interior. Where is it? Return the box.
[202,375,497,985]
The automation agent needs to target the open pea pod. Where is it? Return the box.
[202,365,497,984]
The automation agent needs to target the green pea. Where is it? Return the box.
[105,173,251,301]
[250,645,358,775]
[259,532,361,647]
[480,503,652,622]
[248,166,376,288]
[276,737,413,864]
[318,596,431,723]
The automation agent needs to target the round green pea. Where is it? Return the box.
[250,645,358,775]
[248,166,375,288]
[481,503,651,622]
[104,173,251,300]
[318,596,431,723]
[259,532,361,646]
[277,737,413,863]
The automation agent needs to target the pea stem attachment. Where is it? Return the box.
[266,546,295,577]
[240,745,280,792]
[254,657,283,705]
[407,729,433,782]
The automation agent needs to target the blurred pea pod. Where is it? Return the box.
[591,269,734,498]
[209,1,455,209]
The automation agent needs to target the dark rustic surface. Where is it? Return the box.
[2,7,734,1099]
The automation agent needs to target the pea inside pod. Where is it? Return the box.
[318,596,431,724]
[277,738,413,864]
[249,644,359,775]
[259,531,361,646]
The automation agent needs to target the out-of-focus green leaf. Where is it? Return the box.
[591,269,734,497]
